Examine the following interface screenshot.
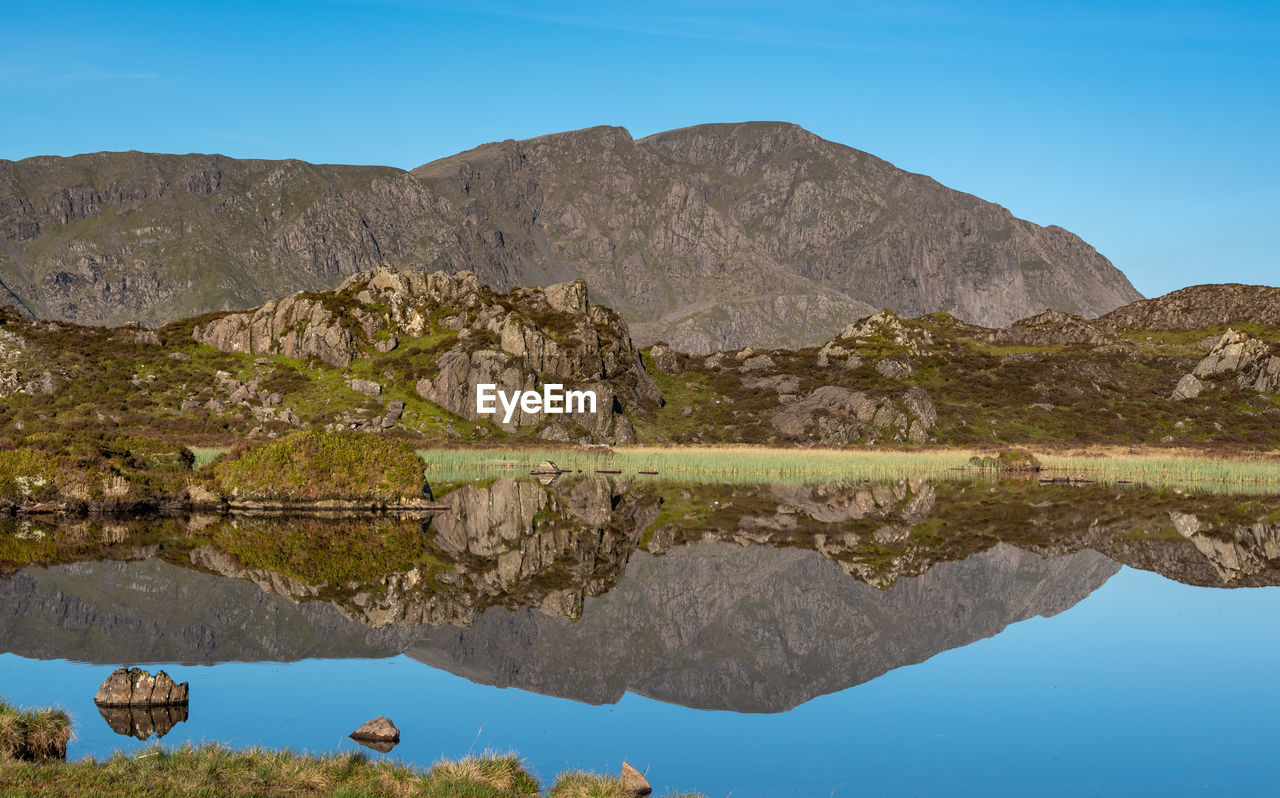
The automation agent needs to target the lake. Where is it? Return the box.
[2,474,1279,796]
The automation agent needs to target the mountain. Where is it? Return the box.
[408,543,1118,712]
[0,123,1140,351]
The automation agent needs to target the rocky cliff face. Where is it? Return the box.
[0,152,470,326]
[414,122,1140,351]
[2,123,1141,351]
[192,267,661,443]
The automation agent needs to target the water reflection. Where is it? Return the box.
[97,703,189,741]
[2,475,1280,713]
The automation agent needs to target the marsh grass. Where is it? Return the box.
[420,446,978,484]
[1037,453,1280,494]
[420,445,1280,493]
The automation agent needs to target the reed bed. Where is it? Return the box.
[1037,453,1280,494]
[419,445,1280,493]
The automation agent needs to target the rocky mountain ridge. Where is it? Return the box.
[2,122,1141,351]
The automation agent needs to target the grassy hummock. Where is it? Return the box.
[0,744,702,797]
[214,431,425,502]
[0,699,72,762]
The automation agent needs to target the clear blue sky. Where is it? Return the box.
[2,1,1276,297]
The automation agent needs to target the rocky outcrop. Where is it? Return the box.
[1099,284,1280,331]
[2,123,1140,350]
[93,667,189,707]
[990,309,1119,346]
[194,267,661,443]
[1189,329,1280,394]
[0,325,54,399]
[770,385,937,445]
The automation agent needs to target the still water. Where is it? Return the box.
[2,475,1279,796]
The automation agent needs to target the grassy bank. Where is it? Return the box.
[0,699,71,762]
[0,744,694,797]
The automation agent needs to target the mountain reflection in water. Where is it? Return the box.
[3,475,1279,714]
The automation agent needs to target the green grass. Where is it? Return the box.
[215,431,425,502]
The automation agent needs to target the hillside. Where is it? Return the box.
[0,270,1276,465]
[1,123,1141,351]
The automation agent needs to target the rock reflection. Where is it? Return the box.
[97,704,189,741]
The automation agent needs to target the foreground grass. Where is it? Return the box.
[419,444,1280,492]
[0,744,698,797]
[0,699,71,761]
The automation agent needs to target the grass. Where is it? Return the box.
[0,699,72,762]
[420,445,1280,493]
[214,431,425,502]
[0,743,704,797]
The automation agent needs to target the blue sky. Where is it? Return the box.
[1,0,1276,297]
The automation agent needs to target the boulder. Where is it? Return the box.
[875,359,913,380]
[348,378,381,397]
[739,354,775,372]
[348,716,399,751]
[620,762,652,797]
[94,667,189,707]
[649,343,681,375]
[1171,374,1204,401]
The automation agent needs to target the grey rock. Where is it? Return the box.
[875,359,913,380]
[348,378,381,396]
[1171,374,1204,401]
[649,343,681,375]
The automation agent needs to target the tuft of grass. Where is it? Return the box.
[0,699,72,762]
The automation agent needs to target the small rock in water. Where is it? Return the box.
[349,716,400,750]
[620,762,652,797]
